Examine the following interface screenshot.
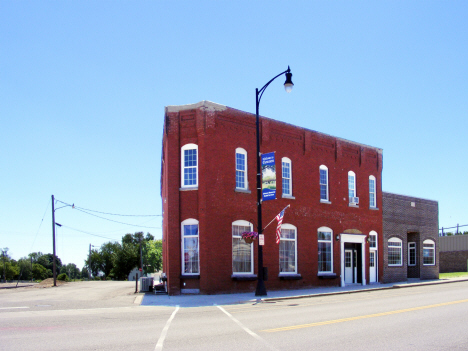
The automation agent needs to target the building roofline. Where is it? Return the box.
[383,191,438,203]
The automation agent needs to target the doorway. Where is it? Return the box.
[345,249,357,284]
[369,250,377,283]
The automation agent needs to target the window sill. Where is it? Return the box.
[369,207,379,211]
[388,264,403,267]
[180,187,198,191]
[423,264,436,266]
[320,200,331,204]
[180,274,200,279]
[231,274,257,281]
[317,273,337,279]
[279,273,302,280]
[235,188,251,194]
[282,195,295,199]
[348,203,359,208]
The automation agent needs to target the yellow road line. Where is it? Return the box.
[262,298,468,332]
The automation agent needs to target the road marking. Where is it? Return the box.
[155,305,179,351]
[262,298,468,332]
[0,306,29,310]
[216,305,279,351]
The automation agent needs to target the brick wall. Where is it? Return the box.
[439,251,468,273]
[162,101,384,295]
[382,192,439,283]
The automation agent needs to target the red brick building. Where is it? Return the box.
[161,101,384,295]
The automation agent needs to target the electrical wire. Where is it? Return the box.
[29,198,51,253]
[60,225,119,241]
[55,199,160,217]
[74,207,161,229]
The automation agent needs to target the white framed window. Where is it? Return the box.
[235,148,248,190]
[388,237,402,266]
[319,165,329,201]
[369,230,378,250]
[348,171,356,201]
[181,144,198,188]
[408,242,416,266]
[282,157,292,196]
[279,224,297,274]
[181,219,199,274]
[369,175,376,208]
[318,226,333,273]
[423,239,435,265]
[232,220,254,274]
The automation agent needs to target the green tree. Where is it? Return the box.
[145,239,162,273]
[85,250,103,277]
[17,258,33,280]
[32,263,48,280]
[111,242,139,280]
[81,267,89,279]
[99,242,120,278]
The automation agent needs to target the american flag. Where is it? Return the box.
[275,209,285,244]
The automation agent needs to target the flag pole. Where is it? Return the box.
[262,204,290,232]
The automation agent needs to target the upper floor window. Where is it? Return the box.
[232,220,254,274]
[235,148,248,190]
[408,242,416,266]
[423,240,435,265]
[181,144,198,188]
[369,230,377,249]
[388,237,402,266]
[348,171,356,201]
[181,219,199,274]
[282,157,292,196]
[369,176,376,208]
[279,224,297,274]
[319,165,329,201]
[318,227,333,273]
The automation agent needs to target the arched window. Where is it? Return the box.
[348,171,356,204]
[282,157,292,196]
[320,165,329,202]
[318,226,333,273]
[235,148,248,190]
[279,224,297,274]
[181,218,199,274]
[369,230,377,250]
[369,175,376,208]
[388,237,402,266]
[232,220,254,274]
[423,239,435,265]
[181,144,198,188]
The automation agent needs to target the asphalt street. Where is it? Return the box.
[1,280,468,350]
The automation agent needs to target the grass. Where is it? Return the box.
[439,272,468,279]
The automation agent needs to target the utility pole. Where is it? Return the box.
[2,248,8,283]
[140,236,144,277]
[51,195,57,287]
[88,244,92,279]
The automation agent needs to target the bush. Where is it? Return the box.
[57,273,68,281]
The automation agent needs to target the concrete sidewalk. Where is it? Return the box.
[140,277,468,308]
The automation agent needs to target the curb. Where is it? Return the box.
[262,278,468,303]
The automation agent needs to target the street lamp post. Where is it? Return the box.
[255,66,293,296]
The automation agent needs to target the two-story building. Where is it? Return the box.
[161,101,387,295]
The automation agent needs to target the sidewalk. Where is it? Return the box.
[140,278,468,308]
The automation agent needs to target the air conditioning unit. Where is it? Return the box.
[350,197,359,205]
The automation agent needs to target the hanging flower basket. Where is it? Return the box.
[242,231,258,244]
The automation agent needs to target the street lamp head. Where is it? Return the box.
[284,67,294,93]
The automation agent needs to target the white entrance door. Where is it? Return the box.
[345,250,353,284]
[369,251,377,283]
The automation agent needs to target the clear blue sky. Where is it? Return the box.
[1,1,467,269]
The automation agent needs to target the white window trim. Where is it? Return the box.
[282,157,292,196]
[235,148,248,190]
[317,226,333,274]
[181,143,198,188]
[319,165,329,202]
[388,237,403,266]
[232,220,254,275]
[181,218,199,275]
[279,223,297,275]
[348,171,356,202]
[408,242,416,266]
[369,230,378,250]
[369,175,377,208]
[423,239,436,266]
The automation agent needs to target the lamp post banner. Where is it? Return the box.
[261,152,276,201]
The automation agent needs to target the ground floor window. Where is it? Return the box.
[232,220,253,274]
[388,237,402,266]
[181,219,199,274]
[423,239,435,265]
[279,224,297,274]
[318,227,333,273]
[408,242,416,266]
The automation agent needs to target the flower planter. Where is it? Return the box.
[244,237,255,244]
[242,231,258,244]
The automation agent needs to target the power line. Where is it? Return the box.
[74,207,160,229]
[55,199,161,217]
[29,198,51,253]
[60,225,118,241]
